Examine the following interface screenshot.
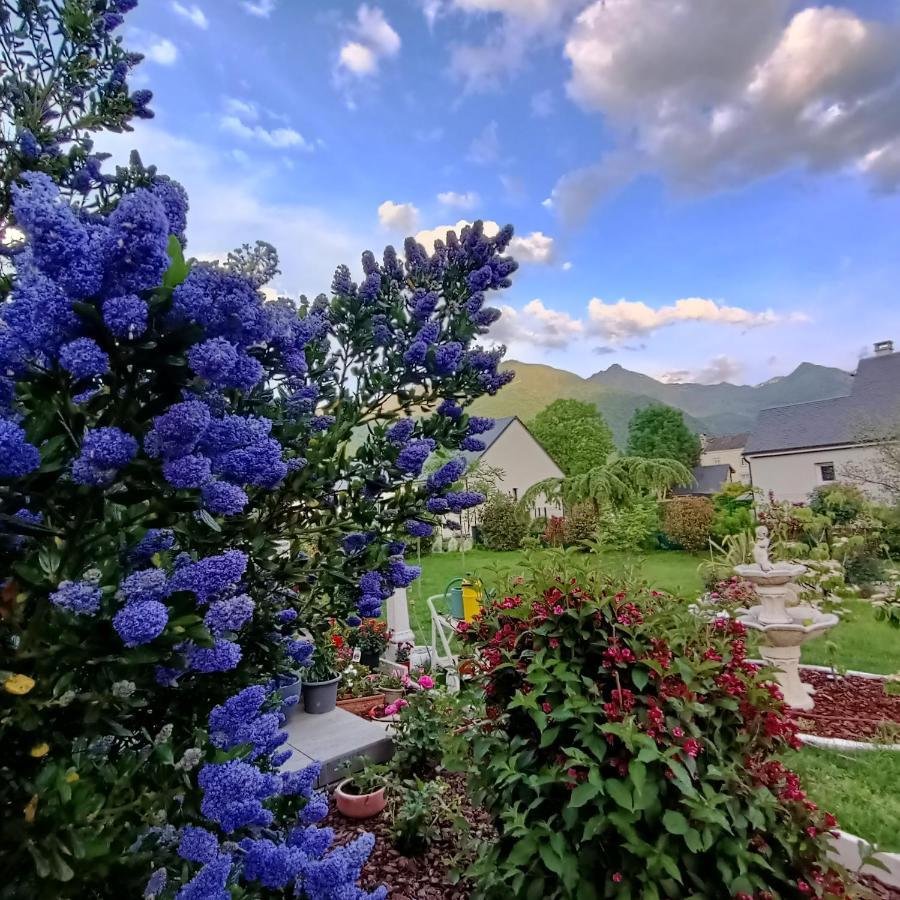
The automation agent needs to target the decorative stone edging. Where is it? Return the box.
[828,830,900,889]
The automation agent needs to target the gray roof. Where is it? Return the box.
[461,416,517,465]
[673,464,732,496]
[745,351,900,455]
[703,432,749,452]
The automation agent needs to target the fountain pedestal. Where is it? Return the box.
[735,559,838,711]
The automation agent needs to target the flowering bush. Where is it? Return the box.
[479,492,529,551]
[705,575,758,611]
[562,501,598,546]
[348,619,392,655]
[390,690,459,780]
[456,565,848,899]
[0,142,518,894]
[662,496,715,552]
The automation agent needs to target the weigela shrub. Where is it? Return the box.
[662,496,715,552]
[561,502,598,547]
[479,493,529,551]
[456,572,848,900]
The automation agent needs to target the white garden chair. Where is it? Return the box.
[427,594,461,693]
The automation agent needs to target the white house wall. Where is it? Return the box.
[481,419,565,518]
[747,445,887,504]
[700,447,750,484]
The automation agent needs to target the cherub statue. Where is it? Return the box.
[753,525,773,572]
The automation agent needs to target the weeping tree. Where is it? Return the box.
[522,454,692,513]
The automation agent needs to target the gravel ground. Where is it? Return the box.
[790,671,900,741]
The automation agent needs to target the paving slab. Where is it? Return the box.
[281,707,393,786]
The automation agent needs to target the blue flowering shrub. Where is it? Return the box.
[0,161,518,895]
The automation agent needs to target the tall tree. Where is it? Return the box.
[626,404,701,469]
[529,399,615,476]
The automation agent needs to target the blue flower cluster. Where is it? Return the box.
[72,426,138,487]
[50,580,102,616]
[208,685,286,763]
[0,419,41,479]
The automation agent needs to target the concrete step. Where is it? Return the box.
[280,706,393,787]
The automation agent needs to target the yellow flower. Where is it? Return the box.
[30,743,49,758]
[3,674,35,695]
[65,772,79,784]
[23,795,37,823]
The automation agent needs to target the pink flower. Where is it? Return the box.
[672,726,684,738]
[552,605,564,615]
[549,638,560,649]
[541,702,552,714]
[612,873,622,884]
[417,675,435,690]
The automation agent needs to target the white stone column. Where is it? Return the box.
[760,644,816,710]
[385,587,415,659]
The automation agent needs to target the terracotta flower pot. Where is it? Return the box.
[337,693,384,716]
[334,779,386,819]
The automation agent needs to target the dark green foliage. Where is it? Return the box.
[479,493,529,551]
[390,691,458,780]
[457,565,849,899]
[626,404,701,469]
[711,483,755,539]
[529,399,615,476]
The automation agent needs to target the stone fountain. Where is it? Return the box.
[736,526,838,710]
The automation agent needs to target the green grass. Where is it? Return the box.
[782,747,900,851]
[406,549,900,675]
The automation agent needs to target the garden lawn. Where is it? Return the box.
[405,548,704,643]
[406,551,900,676]
[782,747,900,852]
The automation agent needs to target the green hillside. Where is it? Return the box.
[469,359,852,446]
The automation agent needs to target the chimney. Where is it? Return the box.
[874,340,894,356]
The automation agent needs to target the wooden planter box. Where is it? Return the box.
[337,693,384,717]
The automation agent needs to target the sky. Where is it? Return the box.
[100,0,900,386]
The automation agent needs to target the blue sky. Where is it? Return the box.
[101,0,900,384]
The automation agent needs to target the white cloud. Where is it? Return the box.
[555,0,900,220]
[220,116,310,150]
[467,121,500,164]
[661,355,744,385]
[171,2,208,29]
[419,0,444,28]
[378,200,420,232]
[859,137,900,192]
[135,35,178,65]
[241,0,276,17]
[509,231,554,264]
[562,261,572,271]
[219,98,311,151]
[339,42,377,75]
[587,297,794,342]
[489,299,584,349]
[437,190,480,210]
[338,5,401,78]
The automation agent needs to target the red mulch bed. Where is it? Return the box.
[327,773,493,899]
[859,875,900,899]
[787,671,900,742]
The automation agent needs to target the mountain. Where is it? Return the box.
[468,360,853,446]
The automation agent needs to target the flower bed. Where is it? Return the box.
[789,671,900,743]
[327,773,493,900]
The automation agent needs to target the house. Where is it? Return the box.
[461,416,564,518]
[700,432,751,484]
[743,341,900,503]
[673,463,734,497]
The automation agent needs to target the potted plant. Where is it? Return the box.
[275,671,303,705]
[394,640,413,669]
[336,664,383,716]
[303,627,341,714]
[334,760,389,819]
[349,620,392,669]
[377,670,405,706]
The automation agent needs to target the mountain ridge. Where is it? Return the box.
[468,359,853,447]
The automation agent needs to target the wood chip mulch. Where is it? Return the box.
[327,773,493,899]
[858,874,900,899]
[789,671,900,742]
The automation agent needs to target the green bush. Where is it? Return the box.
[710,483,755,540]
[562,502,598,547]
[387,777,459,856]
[662,496,715,552]
[809,483,867,525]
[595,499,658,552]
[390,690,459,780]
[457,570,848,899]
[479,493,529,551]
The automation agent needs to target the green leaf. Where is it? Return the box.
[538,842,566,877]
[663,810,689,835]
[568,781,602,809]
[162,234,190,289]
[606,779,633,811]
[631,668,649,691]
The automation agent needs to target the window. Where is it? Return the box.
[512,487,518,501]
[710,455,721,464]
[819,463,836,482]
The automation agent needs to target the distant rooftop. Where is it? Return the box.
[673,464,732,496]
[460,415,517,465]
[745,348,900,455]
[702,432,749,452]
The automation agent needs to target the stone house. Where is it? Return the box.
[700,432,751,484]
[743,342,900,504]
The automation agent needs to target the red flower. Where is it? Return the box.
[542,702,552,714]
[612,873,623,883]
[332,634,344,648]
